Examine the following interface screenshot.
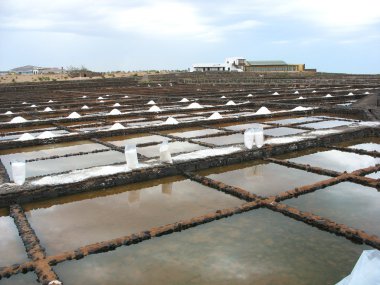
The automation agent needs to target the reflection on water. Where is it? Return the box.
[289,150,380,173]
[0,216,29,267]
[199,162,328,196]
[24,177,242,255]
[286,182,380,237]
[139,141,206,158]
[266,117,322,125]
[103,134,168,147]
[168,128,222,138]
[299,120,353,129]
[349,143,380,152]
[366,171,380,179]
[195,134,244,146]
[54,209,368,285]
[264,127,306,137]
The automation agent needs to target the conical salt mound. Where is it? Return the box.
[298,96,304,99]
[124,95,129,98]
[5,111,13,114]
[37,131,56,139]
[164,117,179,125]
[292,106,311,111]
[208,112,223,120]
[186,102,203,109]
[149,105,161,112]
[325,94,333,97]
[67,112,81,119]
[44,107,53,112]
[312,90,317,93]
[347,92,354,96]
[221,96,226,99]
[48,100,54,103]
[255,106,271,115]
[294,91,299,94]
[10,116,27,123]
[81,105,89,109]
[98,96,104,100]
[364,91,370,94]
[147,100,156,105]
[247,94,253,97]
[226,100,236,106]
[179,98,189,103]
[30,104,37,107]
[82,95,87,98]
[273,92,279,95]
[109,109,121,115]
[18,133,35,141]
[109,123,125,130]
[113,103,121,107]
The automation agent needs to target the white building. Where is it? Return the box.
[191,57,245,72]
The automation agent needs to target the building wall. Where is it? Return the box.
[245,64,305,72]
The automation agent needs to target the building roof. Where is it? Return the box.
[10,65,38,72]
[246,60,287,66]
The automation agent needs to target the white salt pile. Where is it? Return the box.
[82,95,87,98]
[67,112,81,119]
[81,105,89,109]
[124,95,129,98]
[292,106,313,111]
[347,92,354,96]
[163,117,179,125]
[44,107,53,112]
[99,100,105,103]
[149,105,161,112]
[113,103,121,107]
[5,111,13,114]
[105,94,110,97]
[298,96,305,99]
[22,102,27,105]
[186,102,203,109]
[109,123,125,130]
[109,109,122,115]
[37,131,56,139]
[226,100,236,106]
[30,104,37,107]
[10,116,27,123]
[365,92,370,94]
[98,96,104,100]
[147,100,156,105]
[325,94,333,97]
[255,106,271,115]
[294,91,299,94]
[18,133,35,141]
[273,92,279,95]
[312,90,317,93]
[179,98,189,103]
[208,112,223,120]
[48,100,54,103]
[247,94,253,97]
[221,95,226,99]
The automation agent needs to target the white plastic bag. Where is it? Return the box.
[244,128,255,149]
[160,141,172,163]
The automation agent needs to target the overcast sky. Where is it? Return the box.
[0,0,379,73]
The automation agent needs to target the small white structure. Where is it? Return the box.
[191,57,245,72]
[11,160,26,185]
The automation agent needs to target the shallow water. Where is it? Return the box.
[299,120,354,129]
[102,134,168,147]
[165,127,223,138]
[264,127,306,137]
[0,213,29,267]
[194,133,244,146]
[349,142,380,152]
[224,122,269,131]
[54,208,368,285]
[366,171,380,179]
[198,162,328,196]
[0,272,38,285]
[265,117,322,125]
[139,141,206,157]
[24,176,243,255]
[285,182,380,236]
[288,150,380,173]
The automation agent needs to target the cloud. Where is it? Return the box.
[0,0,261,42]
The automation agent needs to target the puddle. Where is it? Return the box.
[285,182,380,236]
[366,171,380,179]
[54,208,368,285]
[349,143,380,152]
[264,127,306,137]
[139,141,206,157]
[224,122,270,131]
[194,133,244,146]
[0,124,55,134]
[0,272,38,284]
[197,161,328,196]
[102,134,168,147]
[23,176,243,255]
[289,150,380,173]
[0,213,29,267]
[299,120,354,129]
[163,127,223,138]
[266,117,322,125]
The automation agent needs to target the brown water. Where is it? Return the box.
[195,133,244,146]
[264,127,306,137]
[197,161,328,196]
[23,176,243,255]
[289,150,380,173]
[0,213,29,267]
[285,182,380,237]
[53,208,368,285]
[0,272,38,284]
[139,141,206,157]
[299,120,354,129]
[101,133,168,147]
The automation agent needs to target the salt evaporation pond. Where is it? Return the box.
[23,176,243,255]
[53,209,368,285]
[195,133,244,146]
